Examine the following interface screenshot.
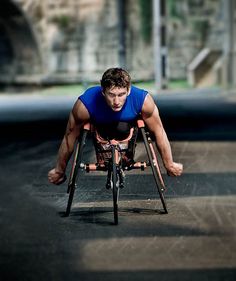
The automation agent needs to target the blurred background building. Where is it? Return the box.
[0,0,235,89]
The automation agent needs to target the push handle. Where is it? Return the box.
[83,122,91,130]
[137,119,145,128]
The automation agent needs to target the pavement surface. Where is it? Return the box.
[0,89,236,281]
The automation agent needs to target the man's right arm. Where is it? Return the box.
[48,100,90,185]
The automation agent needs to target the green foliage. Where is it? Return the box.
[168,79,191,89]
[167,0,181,19]
[36,80,191,97]
[39,84,90,96]
[51,15,72,30]
[191,19,209,42]
[139,0,152,43]
[133,79,191,91]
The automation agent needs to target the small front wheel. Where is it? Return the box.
[111,146,119,225]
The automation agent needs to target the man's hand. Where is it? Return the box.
[166,162,183,177]
[48,168,67,185]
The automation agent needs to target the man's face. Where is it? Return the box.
[103,86,129,112]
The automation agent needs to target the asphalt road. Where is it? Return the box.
[0,90,236,281]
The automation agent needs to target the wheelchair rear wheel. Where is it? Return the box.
[140,127,168,214]
[149,142,168,214]
[65,129,88,216]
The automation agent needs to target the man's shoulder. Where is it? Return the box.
[79,85,102,104]
[78,86,104,119]
[81,85,102,96]
[129,85,148,104]
[130,85,148,95]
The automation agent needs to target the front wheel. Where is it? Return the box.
[111,146,119,225]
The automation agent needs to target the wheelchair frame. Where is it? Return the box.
[65,119,168,225]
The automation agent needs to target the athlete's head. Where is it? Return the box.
[101,68,131,112]
[101,68,131,91]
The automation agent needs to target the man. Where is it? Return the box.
[48,68,183,185]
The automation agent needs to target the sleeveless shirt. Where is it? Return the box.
[79,85,148,124]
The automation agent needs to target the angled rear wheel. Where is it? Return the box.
[65,129,88,216]
[140,127,168,214]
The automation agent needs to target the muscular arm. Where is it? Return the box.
[141,94,183,176]
[48,100,90,184]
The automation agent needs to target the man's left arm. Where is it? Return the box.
[141,94,183,176]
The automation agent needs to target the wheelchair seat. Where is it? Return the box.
[92,124,138,168]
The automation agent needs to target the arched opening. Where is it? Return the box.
[0,0,42,84]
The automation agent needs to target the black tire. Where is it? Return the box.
[65,130,88,216]
[65,182,76,217]
[111,146,119,225]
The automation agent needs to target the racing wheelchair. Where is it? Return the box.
[65,119,168,225]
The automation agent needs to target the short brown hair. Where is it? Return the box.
[100,68,131,91]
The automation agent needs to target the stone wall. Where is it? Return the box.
[167,0,225,79]
[0,0,229,83]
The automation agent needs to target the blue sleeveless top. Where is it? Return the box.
[79,85,148,124]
